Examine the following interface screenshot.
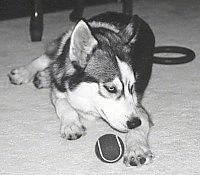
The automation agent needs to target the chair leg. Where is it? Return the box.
[30,0,43,41]
[69,0,84,22]
[122,0,133,15]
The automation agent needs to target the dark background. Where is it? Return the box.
[0,0,116,20]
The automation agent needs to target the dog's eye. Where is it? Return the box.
[104,86,117,94]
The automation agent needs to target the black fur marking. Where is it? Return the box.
[50,39,71,92]
[54,82,66,92]
[62,70,98,91]
[117,79,124,99]
[128,82,134,95]
[71,61,83,71]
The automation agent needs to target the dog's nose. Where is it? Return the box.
[127,117,141,129]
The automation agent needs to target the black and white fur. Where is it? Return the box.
[8,12,155,167]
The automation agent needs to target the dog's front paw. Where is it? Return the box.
[123,144,154,167]
[8,67,33,85]
[33,70,50,89]
[60,122,86,140]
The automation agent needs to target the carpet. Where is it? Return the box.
[0,0,200,174]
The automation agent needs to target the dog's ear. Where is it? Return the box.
[119,15,140,44]
[69,19,98,69]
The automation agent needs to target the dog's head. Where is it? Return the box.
[64,18,144,132]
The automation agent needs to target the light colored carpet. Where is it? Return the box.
[0,0,200,174]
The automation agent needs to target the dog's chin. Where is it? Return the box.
[109,123,129,133]
[116,128,129,133]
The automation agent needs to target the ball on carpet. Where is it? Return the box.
[95,134,124,163]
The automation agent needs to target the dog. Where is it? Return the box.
[8,12,155,167]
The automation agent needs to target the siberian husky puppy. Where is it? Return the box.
[8,12,155,166]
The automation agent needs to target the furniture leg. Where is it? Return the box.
[30,0,43,41]
[122,0,133,15]
[69,0,84,22]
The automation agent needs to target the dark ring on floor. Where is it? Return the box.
[153,46,195,65]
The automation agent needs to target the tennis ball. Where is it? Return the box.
[95,134,124,163]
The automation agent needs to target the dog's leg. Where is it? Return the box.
[51,89,86,140]
[8,54,51,85]
[124,106,154,167]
